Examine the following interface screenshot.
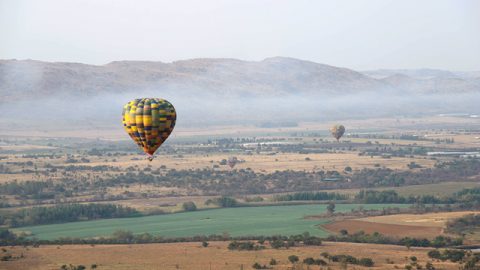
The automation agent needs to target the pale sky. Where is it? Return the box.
[1,0,479,70]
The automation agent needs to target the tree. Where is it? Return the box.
[359,258,374,267]
[269,258,277,265]
[214,196,238,207]
[327,202,336,215]
[303,257,315,265]
[425,262,435,270]
[252,262,262,269]
[112,230,134,243]
[288,255,299,264]
[270,239,285,249]
[182,201,197,212]
[202,241,209,247]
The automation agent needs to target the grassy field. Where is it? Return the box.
[0,241,460,270]
[14,204,408,240]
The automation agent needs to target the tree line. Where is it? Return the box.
[274,192,348,202]
[355,187,480,205]
[326,230,462,248]
[0,203,140,227]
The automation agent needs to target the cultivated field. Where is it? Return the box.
[358,211,480,227]
[323,211,480,239]
[323,220,443,239]
[14,204,408,240]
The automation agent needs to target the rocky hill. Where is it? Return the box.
[2,57,478,102]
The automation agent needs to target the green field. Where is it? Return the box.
[15,204,408,240]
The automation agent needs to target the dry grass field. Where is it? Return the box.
[0,241,460,270]
[323,219,443,239]
[0,151,437,182]
[358,211,480,227]
[323,211,480,239]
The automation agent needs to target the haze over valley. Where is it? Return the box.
[1,57,479,132]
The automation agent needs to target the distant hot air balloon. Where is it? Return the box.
[330,124,345,141]
[227,156,238,169]
[122,98,176,161]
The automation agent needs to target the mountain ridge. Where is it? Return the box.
[1,57,479,103]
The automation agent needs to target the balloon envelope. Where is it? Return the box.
[330,124,345,141]
[122,98,176,159]
[227,156,238,168]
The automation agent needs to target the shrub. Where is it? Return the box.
[303,237,322,246]
[288,255,299,264]
[359,258,374,267]
[425,262,435,270]
[228,241,264,251]
[270,239,285,249]
[303,257,315,265]
[252,262,267,269]
[427,250,441,259]
[182,201,197,211]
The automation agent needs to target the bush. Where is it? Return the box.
[359,258,374,267]
[270,239,286,249]
[112,230,134,243]
[288,255,299,264]
[269,258,277,265]
[331,254,357,264]
[214,196,238,207]
[303,236,322,246]
[252,262,267,269]
[425,262,435,270]
[182,201,197,211]
[228,241,264,251]
[303,257,315,265]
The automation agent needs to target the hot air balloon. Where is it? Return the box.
[122,98,176,161]
[227,156,238,169]
[330,124,345,141]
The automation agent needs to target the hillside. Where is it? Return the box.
[1,57,479,129]
[2,57,479,102]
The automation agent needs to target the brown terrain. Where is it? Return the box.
[323,219,442,239]
[0,241,460,270]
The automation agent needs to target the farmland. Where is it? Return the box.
[13,204,408,240]
[1,116,480,269]
[323,211,480,239]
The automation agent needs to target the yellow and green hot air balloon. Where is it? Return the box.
[122,98,176,161]
[330,124,345,142]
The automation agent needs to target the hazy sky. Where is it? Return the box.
[1,0,479,70]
